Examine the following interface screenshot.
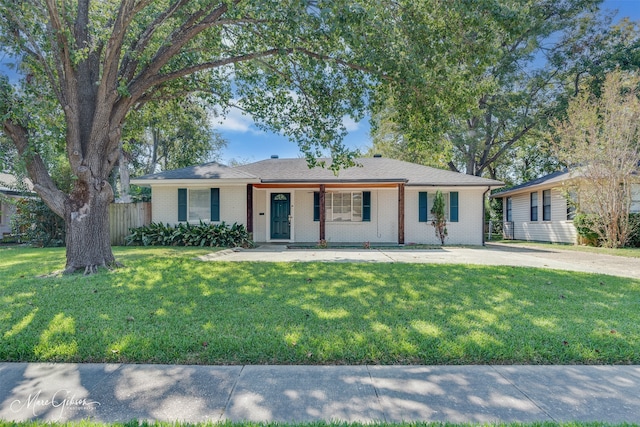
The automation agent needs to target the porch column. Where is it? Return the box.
[319,184,326,241]
[246,184,253,233]
[398,183,405,244]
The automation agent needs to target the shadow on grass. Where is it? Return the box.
[1,247,639,365]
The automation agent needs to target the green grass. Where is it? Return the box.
[1,246,640,365]
[494,240,640,258]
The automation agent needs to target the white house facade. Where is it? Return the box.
[132,156,504,246]
[493,170,640,244]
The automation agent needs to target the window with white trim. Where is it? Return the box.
[543,189,551,221]
[325,191,363,222]
[189,189,210,221]
[178,188,220,222]
[506,197,513,222]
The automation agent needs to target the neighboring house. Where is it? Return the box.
[131,156,503,246]
[0,172,33,236]
[492,170,640,244]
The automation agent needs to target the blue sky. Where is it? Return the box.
[1,0,638,165]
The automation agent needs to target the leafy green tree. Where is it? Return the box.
[551,70,640,248]
[0,0,541,273]
[124,98,227,175]
[430,190,447,245]
[369,0,602,181]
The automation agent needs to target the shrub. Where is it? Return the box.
[430,190,448,245]
[11,198,66,247]
[126,221,254,248]
[573,213,600,246]
[628,213,640,248]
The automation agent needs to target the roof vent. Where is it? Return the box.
[373,154,382,158]
[270,155,279,159]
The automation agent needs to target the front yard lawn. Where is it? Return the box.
[1,246,639,365]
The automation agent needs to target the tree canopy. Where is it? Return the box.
[368,0,618,183]
[0,0,572,272]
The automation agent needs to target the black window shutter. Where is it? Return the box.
[419,192,428,222]
[450,191,459,222]
[362,191,371,222]
[313,192,320,221]
[210,188,220,221]
[178,188,187,222]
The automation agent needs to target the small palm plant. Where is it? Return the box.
[431,190,448,245]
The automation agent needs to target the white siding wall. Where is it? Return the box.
[324,189,397,243]
[631,183,640,213]
[252,189,267,241]
[151,185,245,225]
[152,184,489,245]
[220,186,246,224]
[151,186,178,224]
[507,188,577,244]
[293,189,318,243]
[405,188,485,245]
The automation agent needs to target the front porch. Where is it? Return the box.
[246,182,407,245]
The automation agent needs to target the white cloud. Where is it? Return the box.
[210,105,262,135]
[342,116,360,132]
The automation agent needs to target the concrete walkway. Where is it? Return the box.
[200,243,640,279]
[2,363,640,423]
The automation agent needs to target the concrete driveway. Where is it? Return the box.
[200,243,640,279]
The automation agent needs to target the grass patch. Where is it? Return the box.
[1,246,640,365]
[495,240,640,258]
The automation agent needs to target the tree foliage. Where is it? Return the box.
[369,0,604,182]
[0,0,567,272]
[123,97,227,175]
[551,70,640,248]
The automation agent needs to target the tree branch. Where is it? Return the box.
[3,119,66,217]
[127,1,235,100]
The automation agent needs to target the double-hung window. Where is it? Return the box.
[543,189,551,221]
[314,191,370,222]
[178,188,220,222]
[327,191,362,222]
[506,197,513,222]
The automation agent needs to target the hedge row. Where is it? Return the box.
[126,221,254,248]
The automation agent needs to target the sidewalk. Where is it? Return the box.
[2,363,640,423]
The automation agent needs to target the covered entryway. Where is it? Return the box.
[270,193,291,239]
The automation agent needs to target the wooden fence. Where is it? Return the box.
[109,202,151,245]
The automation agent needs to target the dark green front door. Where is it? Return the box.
[271,193,291,239]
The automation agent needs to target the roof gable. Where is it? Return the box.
[133,162,258,181]
[491,170,570,198]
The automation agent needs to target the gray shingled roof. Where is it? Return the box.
[491,170,570,198]
[133,157,504,187]
[236,157,503,186]
[133,162,258,181]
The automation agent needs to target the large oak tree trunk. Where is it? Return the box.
[63,170,116,274]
